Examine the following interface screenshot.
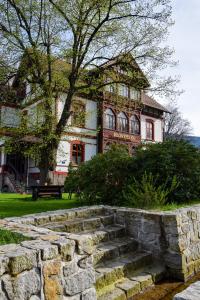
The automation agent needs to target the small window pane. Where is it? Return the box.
[130,115,140,135]
[118,112,128,132]
[119,84,129,97]
[72,144,84,165]
[104,109,115,130]
[146,121,154,140]
[130,88,140,100]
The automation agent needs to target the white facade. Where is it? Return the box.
[55,96,98,173]
[0,106,21,128]
[141,114,164,143]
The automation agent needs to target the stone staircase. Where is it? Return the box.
[42,211,166,299]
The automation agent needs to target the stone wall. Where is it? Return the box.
[0,207,100,300]
[1,205,200,299]
[104,205,200,281]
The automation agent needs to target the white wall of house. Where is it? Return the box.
[141,114,163,143]
[0,106,21,128]
[55,136,97,173]
[57,95,98,130]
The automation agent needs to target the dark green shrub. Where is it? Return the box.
[65,140,200,207]
[122,173,179,208]
[64,144,132,205]
[130,140,200,203]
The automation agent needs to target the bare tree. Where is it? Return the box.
[0,0,178,183]
[164,103,193,140]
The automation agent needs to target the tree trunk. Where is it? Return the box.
[38,142,57,185]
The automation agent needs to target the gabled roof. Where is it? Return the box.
[141,93,170,113]
[99,53,150,88]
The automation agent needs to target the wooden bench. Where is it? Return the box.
[31,185,64,200]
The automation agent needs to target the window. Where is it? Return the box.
[118,112,128,132]
[146,120,154,140]
[71,143,84,165]
[105,78,115,93]
[104,108,116,130]
[71,101,85,127]
[130,88,140,100]
[130,115,140,135]
[119,84,129,98]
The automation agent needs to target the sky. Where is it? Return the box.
[167,0,200,136]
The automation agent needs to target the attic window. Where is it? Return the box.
[119,84,129,98]
[105,78,115,93]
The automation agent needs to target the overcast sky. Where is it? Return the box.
[167,0,200,136]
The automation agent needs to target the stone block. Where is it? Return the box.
[43,260,63,300]
[174,281,200,300]
[2,268,41,300]
[82,287,96,300]
[116,278,141,298]
[53,238,75,261]
[98,287,126,300]
[65,269,95,296]
[130,273,153,290]
[83,218,101,231]
[0,245,37,275]
[0,256,9,276]
[63,260,79,277]
[22,240,59,260]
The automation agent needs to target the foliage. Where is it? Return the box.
[0,229,31,245]
[122,173,179,208]
[64,144,132,205]
[66,140,200,206]
[0,0,178,183]
[130,140,200,203]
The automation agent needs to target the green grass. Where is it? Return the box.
[0,193,79,218]
[0,193,199,219]
[148,199,200,211]
[0,229,31,245]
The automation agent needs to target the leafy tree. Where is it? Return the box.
[131,140,200,202]
[0,0,177,183]
[164,102,193,140]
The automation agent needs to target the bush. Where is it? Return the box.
[65,140,200,207]
[64,144,132,205]
[130,140,200,203]
[122,173,179,208]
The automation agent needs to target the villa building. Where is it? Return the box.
[0,56,169,191]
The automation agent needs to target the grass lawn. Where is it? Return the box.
[0,193,200,219]
[0,193,79,218]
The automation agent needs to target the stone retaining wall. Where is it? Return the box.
[1,205,200,299]
[0,208,100,300]
[104,205,200,281]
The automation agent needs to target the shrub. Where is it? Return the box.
[64,144,132,205]
[122,173,179,208]
[130,140,200,203]
[65,140,200,207]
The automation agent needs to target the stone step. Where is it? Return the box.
[93,237,138,266]
[78,225,127,246]
[43,214,115,233]
[97,263,166,300]
[95,250,152,292]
